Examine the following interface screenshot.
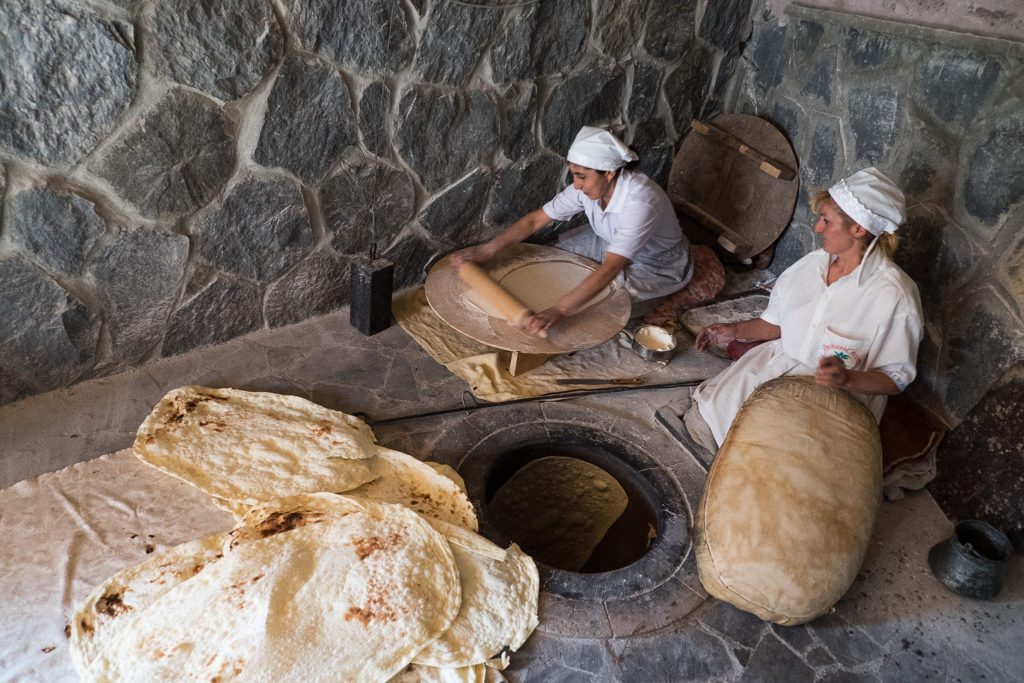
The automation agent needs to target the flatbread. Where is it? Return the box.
[414,519,539,669]
[133,386,378,508]
[345,447,479,531]
[487,456,628,571]
[80,495,461,682]
[70,535,226,674]
[465,260,610,318]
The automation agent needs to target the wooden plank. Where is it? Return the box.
[690,120,796,181]
[670,196,754,257]
[504,350,554,376]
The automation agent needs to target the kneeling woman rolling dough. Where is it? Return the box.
[686,167,923,451]
[452,125,692,336]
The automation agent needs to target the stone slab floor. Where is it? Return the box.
[1,307,1022,682]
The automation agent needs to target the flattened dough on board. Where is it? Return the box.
[465,260,610,318]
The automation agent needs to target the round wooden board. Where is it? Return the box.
[669,113,798,259]
[424,243,632,354]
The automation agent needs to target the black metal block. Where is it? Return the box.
[350,257,394,336]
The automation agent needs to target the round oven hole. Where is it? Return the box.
[484,442,659,573]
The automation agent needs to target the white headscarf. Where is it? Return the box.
[566,126,638,171]
[828,167,906,235]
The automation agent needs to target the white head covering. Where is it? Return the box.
[827,167,906,235]
[566,125,638,171]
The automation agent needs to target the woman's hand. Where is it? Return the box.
[695,323,736,351]
[522,307,564,336]
[815,355,849,388]
[450,243,498,269]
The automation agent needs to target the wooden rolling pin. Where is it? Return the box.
[456,261,548,338]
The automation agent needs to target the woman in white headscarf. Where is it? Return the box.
[452,125,692,336]
[684,167,923,452]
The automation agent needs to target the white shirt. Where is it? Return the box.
[542,170,683,264]
[693,245,923,446]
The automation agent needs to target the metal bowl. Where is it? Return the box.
[631,324,678,362]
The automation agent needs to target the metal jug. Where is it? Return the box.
[928,520,1013,600]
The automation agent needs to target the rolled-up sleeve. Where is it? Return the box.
[542,185,585,222]
[870,304,922,391]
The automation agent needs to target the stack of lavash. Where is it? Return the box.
[70,386,539,682]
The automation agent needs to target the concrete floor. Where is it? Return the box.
[2,305,1022,681]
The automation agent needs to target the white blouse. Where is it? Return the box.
[693,245,923,446]
[542,170,683,264]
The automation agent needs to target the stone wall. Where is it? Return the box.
[738,0,1024,426]
[0,0,752,405]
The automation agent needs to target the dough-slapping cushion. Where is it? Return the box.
[695,377,882,625]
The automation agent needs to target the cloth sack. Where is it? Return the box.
[695,376,882,625]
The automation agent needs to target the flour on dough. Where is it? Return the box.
[465,260,611,318]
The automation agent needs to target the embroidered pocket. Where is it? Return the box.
[819,328,869,370]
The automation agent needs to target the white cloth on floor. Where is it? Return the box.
[693,246,922,446]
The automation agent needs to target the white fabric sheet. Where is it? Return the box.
[0,450,233,682]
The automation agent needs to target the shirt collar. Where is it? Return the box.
[817,241,884,287]
[603,170,632,214]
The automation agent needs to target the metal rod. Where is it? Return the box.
[357,378,705,427]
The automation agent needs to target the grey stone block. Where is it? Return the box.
[255,52,356,185]
[502,83,537,162]
[92,88,235,219]
[0,0,136,164]
[937,286,1024,419]
[419,169,492,249]
[0,365,34,405]
[918,50,1001,130]
[963,113,1024,225]
[848,84,902,164]
[321,153,415,256]
[741,632,815,682]
[644,0,697,60]
[90,228,189,364]
[489,8,533,85]
[542,60,625,156]
[596,0,650,59]
[613,626,738,681]
[8,186,104,276]
[382,234,437,290]
[770,98,803,145]
[358,81,391,158]
[800,47,835,105]
[490,0,588,83]
[506,632,612,682]
[163,275,262,357]
[700,601,767,649]
[793,19,825,65]
[809,613,883,668]
[265,249,350,327]
[487,152,564,226]
[628,62,662,124]
[0,255,99,390]
[664,47,713,137]
[930,365,1024,537]
[698,0,752,51]
[395,86,499,191]
[637,145,674,189]
[540,59,618,154]
[198,174,313,282]
[606,576,705,638]
[845,27,896,70]
[804,116,840,190]
[770,622,815,654]
[750,20,790,95]
[535,591,612,639]
[290,0,413,74]
[415,0,502,87]
[147,0,283,101]
[896,205,978,316]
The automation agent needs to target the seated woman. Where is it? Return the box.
[452,125,692,336]
[686,167,923,452]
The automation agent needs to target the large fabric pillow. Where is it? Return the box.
[695,376,882,625]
